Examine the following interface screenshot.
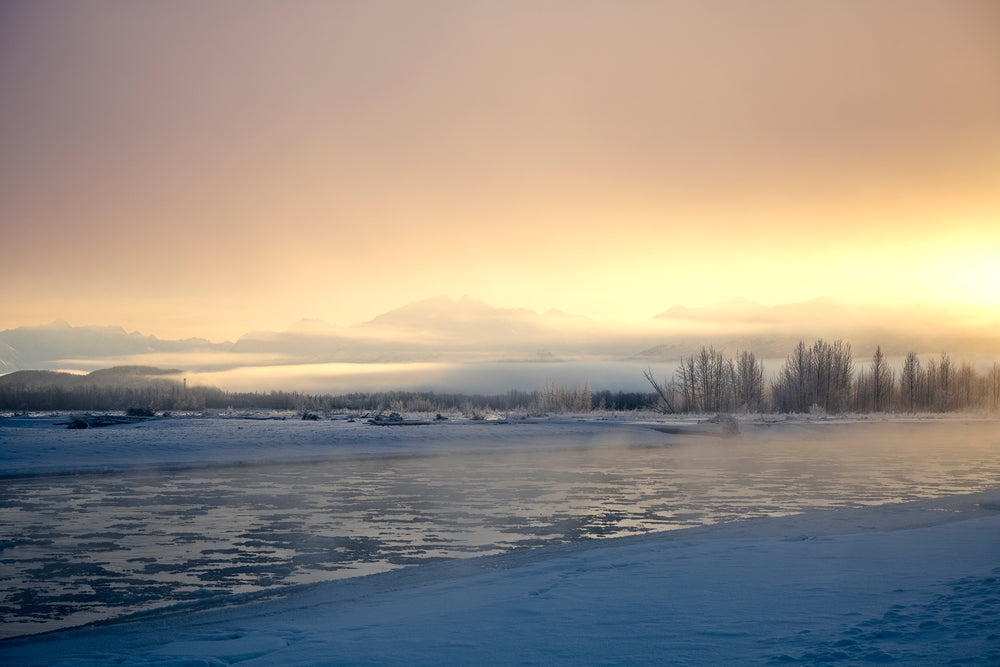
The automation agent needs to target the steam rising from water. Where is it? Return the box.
[189,360,659,394]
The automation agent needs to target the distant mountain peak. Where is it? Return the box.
[0,321,230,373]
[364,296,505,326]
[656,298,768,322]
[286,318,339,333]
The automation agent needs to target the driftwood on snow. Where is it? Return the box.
[648,414,740,438]
[367,412,431,426]
[56,414,159,429]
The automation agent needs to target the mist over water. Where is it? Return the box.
[192,360,659,394]
[2,419,999,639]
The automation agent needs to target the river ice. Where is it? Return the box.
[1,412,999,664]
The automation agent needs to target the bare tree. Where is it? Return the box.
[772,339,853,413]
[853,367,871,412]
[936,353,954,411]
[988,362,1000,412]
[734,350,765,412]
[900,352,921,412]
[821,339,854,413]
[869,346,893,412]
[643,342,999,416]
[923,356,938,410]
[694,346,733,412]
[955,361,975,410]
[675,356,696,412]
[672,346,736,413]
[773,340,812,412]
[643,368,675,414]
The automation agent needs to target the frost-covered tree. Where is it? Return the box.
[733,350,765,412]
[772,339,853,413]
[954,361,979,411]
[673,346,735,413]
[536,381,595,413]
[576,379,593,412]
[674,356,697,412]
[696,346,732,412]
[643,368,676,414]
[899,352,921,412]
[773,341,812,413]
[922,357,938,410]
[988,362,1000,412]
[869,346,893,412]
[819,339,854,413]
[935,353,954,411]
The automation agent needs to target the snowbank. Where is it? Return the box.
[3,492,999,665]
[0,412,673,477]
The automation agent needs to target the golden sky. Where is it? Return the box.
[2,0,998,341]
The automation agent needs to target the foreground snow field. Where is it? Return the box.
[3,494,999,665]
[2,413,999,664]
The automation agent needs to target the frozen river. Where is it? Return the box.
[2,415,999,639]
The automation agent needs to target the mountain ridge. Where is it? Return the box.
[4,297,1000,373]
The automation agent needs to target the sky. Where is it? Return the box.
[2,0,998,342]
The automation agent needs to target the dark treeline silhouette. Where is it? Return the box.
[647,340,1000,414]
[0,375,226,412]
[0,368,655,413]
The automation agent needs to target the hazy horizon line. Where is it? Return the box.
[5,293,1000,345]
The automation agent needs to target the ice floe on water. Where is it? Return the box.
[1,413,999,664]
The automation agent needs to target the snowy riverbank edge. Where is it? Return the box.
[3,489,1000,666]
[2,410,993,478]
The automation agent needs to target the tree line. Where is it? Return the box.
[645,340,1000,414]
[4,339,1000,415]
[0,373,655,414]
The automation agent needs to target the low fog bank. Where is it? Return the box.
[3,297,999,383]
[192,359,657,394]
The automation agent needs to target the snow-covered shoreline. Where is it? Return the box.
[1,410,992,478]
[0,412,674,477]
[3,491,999,665]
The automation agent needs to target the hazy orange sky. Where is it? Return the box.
[2,0,998,341]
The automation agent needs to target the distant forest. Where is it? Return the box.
[0,367,650,414]
[1,338,999,415]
